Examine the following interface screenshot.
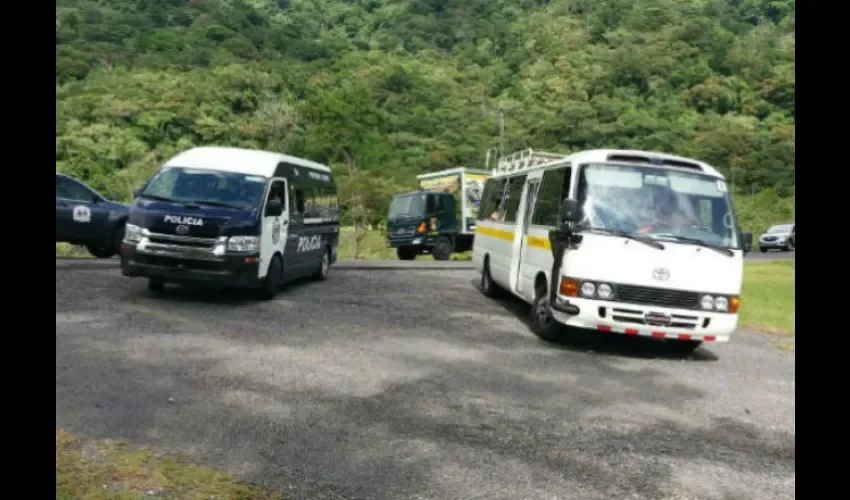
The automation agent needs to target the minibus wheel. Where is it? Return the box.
[668,339,702,354]
[530,282,561,342]
[481,261,500,298]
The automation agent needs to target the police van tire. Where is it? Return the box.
[396,247,417,261]
[530,282,561,342]
[259,255,283,300]
[313,248,331,281]
[147,279,165,292]
[432,237,453,261]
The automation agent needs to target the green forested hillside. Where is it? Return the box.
[56,0,795,229]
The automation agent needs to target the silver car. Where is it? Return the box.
[758,223,795,252]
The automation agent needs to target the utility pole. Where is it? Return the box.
[499,107,505,157]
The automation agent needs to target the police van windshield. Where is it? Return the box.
[388,193,424,219]
[576,163,740,249]
[140,167,267,211]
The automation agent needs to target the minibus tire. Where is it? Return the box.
[669,339,702,354]
[480,262,500,298]
[259,255,282,300]
[530,282,561,342]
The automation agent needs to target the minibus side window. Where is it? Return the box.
[531,166,572,227]
[479,178,507,221]
[502,175,527,223]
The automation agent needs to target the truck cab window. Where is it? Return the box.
[426,194,443,214]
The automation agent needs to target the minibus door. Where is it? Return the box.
[513,178,540,296]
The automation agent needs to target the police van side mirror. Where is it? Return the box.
[266,199,284,217]
[741,232,753,253]
[133,188,141,198]
[561,199,581,223]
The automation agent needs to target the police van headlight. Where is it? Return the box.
[124,224,143,243]
[227,236,259,253]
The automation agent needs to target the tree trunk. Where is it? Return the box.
[341,147,367,259]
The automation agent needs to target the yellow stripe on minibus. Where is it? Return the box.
[526,235,551,250]
[476,225,514,241]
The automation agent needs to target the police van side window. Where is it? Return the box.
[501,175,528,223]
[531,166,572,227]
[478,178,507,221]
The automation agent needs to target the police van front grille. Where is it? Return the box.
[615,284,700,310]
[147,232,217,249]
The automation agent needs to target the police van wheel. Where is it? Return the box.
[147,279,165,293]
[313,248,331,281]
[530,283,561,342]
[259,256,283,300]
[432,237,453,261]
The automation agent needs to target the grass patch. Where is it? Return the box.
[56,242,96,258]
[56,429,284,500]
[739,260,795,338]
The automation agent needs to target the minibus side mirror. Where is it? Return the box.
[741,232,753,253]
[561,198,581,223]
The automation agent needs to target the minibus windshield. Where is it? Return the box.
[576,163,740,249]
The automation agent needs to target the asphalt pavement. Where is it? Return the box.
[56,263,795,500]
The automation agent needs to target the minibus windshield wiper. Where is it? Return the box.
[138,193,188,205]
[652,235,734,257]
[580,226,665,250]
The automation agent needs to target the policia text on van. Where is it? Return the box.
[120,147,340,299]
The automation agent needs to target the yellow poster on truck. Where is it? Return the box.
[418,174,460,194]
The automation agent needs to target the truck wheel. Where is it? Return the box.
[112,224,125,254]
[86,244,116,259]
[259,255,282,300]
[312,248,331,281]
[432,237,453,261]
[148,279,165,293]
[396,247,417,260]
[530,281,562,342]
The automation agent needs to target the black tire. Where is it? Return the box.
[396,247,417,260]
[759,247,767,253]
[259,255,283,300]
[312,248,331,281]
[480,261,500,298]
[785,241,794,251]
[432,237,453,261]
[112,224,125,254]
[529,281,562,342]
[86,245,116,259]
[147,279,165,293]
[668,339,702,355]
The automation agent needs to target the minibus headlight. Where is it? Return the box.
[700,295,715,310]
[597,283,613,299]
[714,296,729,311]
[580,282,596,297]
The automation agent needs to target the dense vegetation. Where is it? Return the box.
[56,0,795,232]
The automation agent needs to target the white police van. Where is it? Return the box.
[120,146,339,299]
[473,149,753,353]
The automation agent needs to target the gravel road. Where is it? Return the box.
[56,264,795,500]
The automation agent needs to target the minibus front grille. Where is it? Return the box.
[615,284,700,310]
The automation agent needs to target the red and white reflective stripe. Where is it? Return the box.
[597,324,717,342]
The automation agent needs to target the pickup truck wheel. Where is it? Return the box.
[86,244,116,259]
[148,279,165,293]
[432,237,453,261]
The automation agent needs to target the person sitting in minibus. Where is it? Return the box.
[638,187,699,233]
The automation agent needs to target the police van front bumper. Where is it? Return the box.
[120,231,260,288]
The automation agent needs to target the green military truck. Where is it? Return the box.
[386,167,490,260]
